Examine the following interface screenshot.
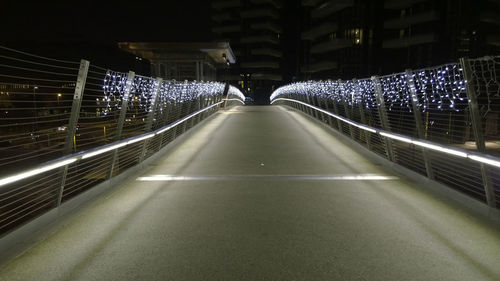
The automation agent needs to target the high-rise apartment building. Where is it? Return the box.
[300,0,382,80]
[299,0,499,79]
[382,0,499,72]
[211,0,284,103]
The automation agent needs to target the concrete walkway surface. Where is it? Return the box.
[0,106,499,281]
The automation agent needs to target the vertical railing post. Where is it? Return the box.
[311,95,321,120]
[306,94,317,118]
[460,57,496,207]
[171,99,182,139]
[296,94,309,114]
[339,79,355,139]
[315,95,326,123]
[223,83,230,109]
[139,77,162,163]
[170,82,184,140]
[331,97,344,132]
[353,79,371,149]
[321,97,335,128]
[405,69,434,179]
[193,95,203,125]
[199,95,209,121]
[181,95,194,134]
[371,75,395,161]
[157,83,173,150]
[57,59,89,206]
[292,94,300,111]
[297,94,305,112]
[107,71,135,179]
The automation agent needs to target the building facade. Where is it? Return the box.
[300,0,382,80]
[382,0,499,73]
[299,0,499,80]
[211,0,284,103]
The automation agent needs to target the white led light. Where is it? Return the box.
[227,85,246,102]
[224,98,245,105]
[272,98,377,134]
[81,143,127,159]
[468,155,500,168]
[0,158,77,187]
[136,174,398,181]
[154,101,225,135]
[127,133,155,145]
[412,141,468,158]
[380,132,412,143]
[272,98,475,161]
[155,125,174,135]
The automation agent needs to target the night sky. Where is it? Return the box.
[1,1,211,73]
[3,1,211,42]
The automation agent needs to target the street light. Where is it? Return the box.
[57,93,62,106]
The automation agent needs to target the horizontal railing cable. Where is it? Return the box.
[271,56,500,209]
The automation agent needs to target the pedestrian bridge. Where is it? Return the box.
[0,47,499,280]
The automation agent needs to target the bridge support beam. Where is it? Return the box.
[460,58,496,208]
[57,59,89,206]
[139,78,162,163]
[371,76,395,162]
[107,71,135,180]
[353,79,371,149]
[405,70,434,180]
[339,80,355,140]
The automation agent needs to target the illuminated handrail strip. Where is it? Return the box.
[224,98,246,105]
[271,97,500,168]
[0,158,77,187]
[0,100,234,188]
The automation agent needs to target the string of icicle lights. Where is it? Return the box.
[271,63,468,112]
[102,71,244,116]
[228,85,246,101]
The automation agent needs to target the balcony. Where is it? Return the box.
[384,0,427,9]
[211,0,242,10]
[311,0,353,19]
[384,11,439,29]
[301,22,338,40]
[212,25,241,34]
[211,13,233,22]
[251,73,283,81]
[480,11,500,26]
[310,38,352,54]
[240,61,280,69]
[241,9,280,19]
[250,0,283,9]
[302,0,323,6]
[241,35,279,44]
[250,22,282,33]
[302,60,338,73]
[382,33,436,48]
[250,48,282,57]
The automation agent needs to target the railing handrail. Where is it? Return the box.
[271,97,500,169]
[0,99,232,189]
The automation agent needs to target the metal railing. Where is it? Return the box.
[0,46,245,236]
[270,56,500,209]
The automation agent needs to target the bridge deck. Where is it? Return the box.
[1,106,499,281]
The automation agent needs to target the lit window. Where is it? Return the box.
[353,28,363,44]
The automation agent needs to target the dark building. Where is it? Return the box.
[211,0,285,103]
[382,0,500,73]
[300,0,382,80]
[299,0,499,80]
